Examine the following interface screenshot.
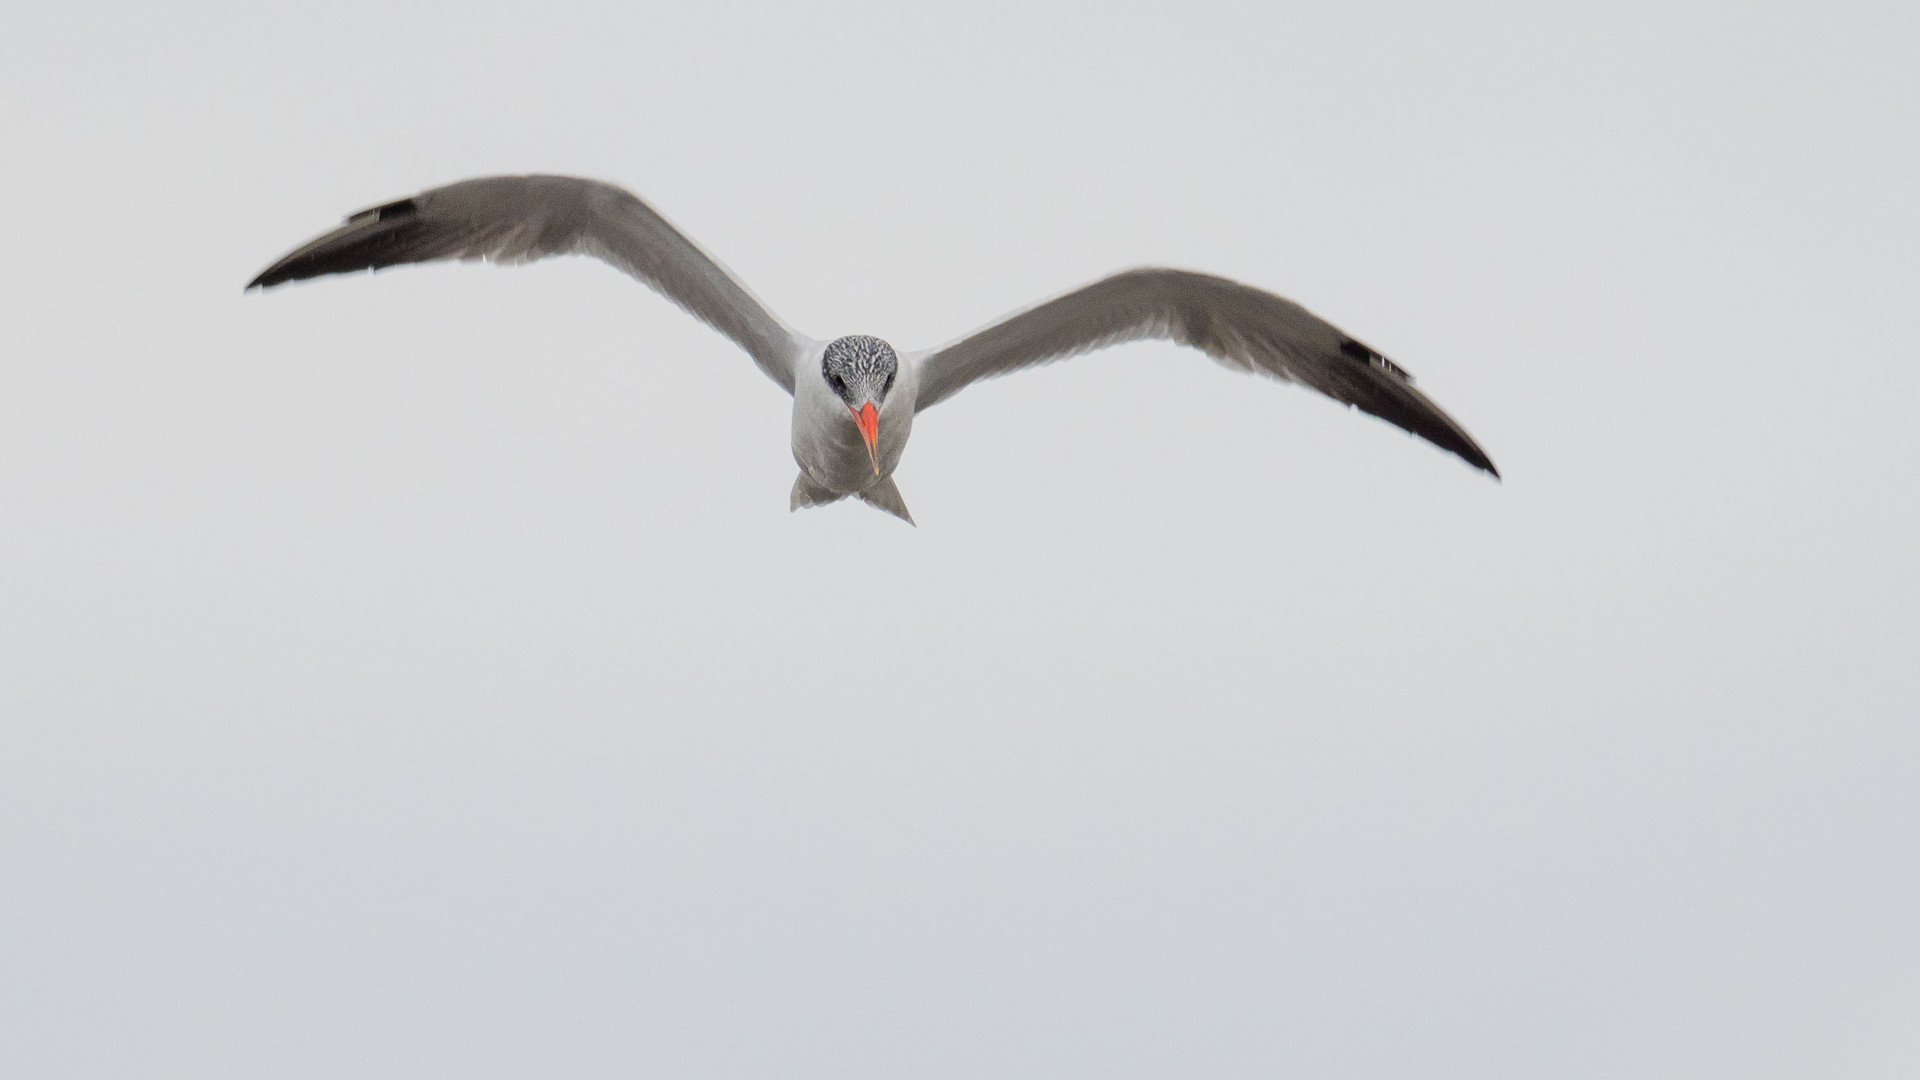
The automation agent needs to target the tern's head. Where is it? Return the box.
[822,335,898,475]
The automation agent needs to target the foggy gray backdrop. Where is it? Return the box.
[2,1,1916,1076]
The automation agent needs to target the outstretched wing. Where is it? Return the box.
[248,175,807,393]
[912,268,1497,475]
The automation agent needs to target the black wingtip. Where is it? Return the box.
[245,247,314,291]
[1344,339,1498,479]
[246,263,294,291]
[244,197,425,294]
[1448,437,1500,479]
[1407,415,1498,479]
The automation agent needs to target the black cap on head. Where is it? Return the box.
[822,335,898,405]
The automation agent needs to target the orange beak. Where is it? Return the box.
[851,401,880,476]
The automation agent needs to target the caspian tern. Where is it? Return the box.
[249,175,1497,523]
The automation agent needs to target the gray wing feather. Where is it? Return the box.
[248,175,805,393]
[913,268,1497,476]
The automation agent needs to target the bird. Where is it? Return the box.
[247,175,1497,524]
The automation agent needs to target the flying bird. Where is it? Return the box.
[248,175,1497,523]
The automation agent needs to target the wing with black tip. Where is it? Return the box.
[911,268,1497,476]
[248,175,807,393]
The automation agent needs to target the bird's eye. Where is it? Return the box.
[829,374,846,393]
[883,373,895,395]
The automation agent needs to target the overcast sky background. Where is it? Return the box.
[2,1,1916,1076]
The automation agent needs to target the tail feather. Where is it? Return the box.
[857,477,915,525]
[791,472,915,525]
[790,472,846,511]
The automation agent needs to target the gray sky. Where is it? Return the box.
[2,0,1917,1076]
